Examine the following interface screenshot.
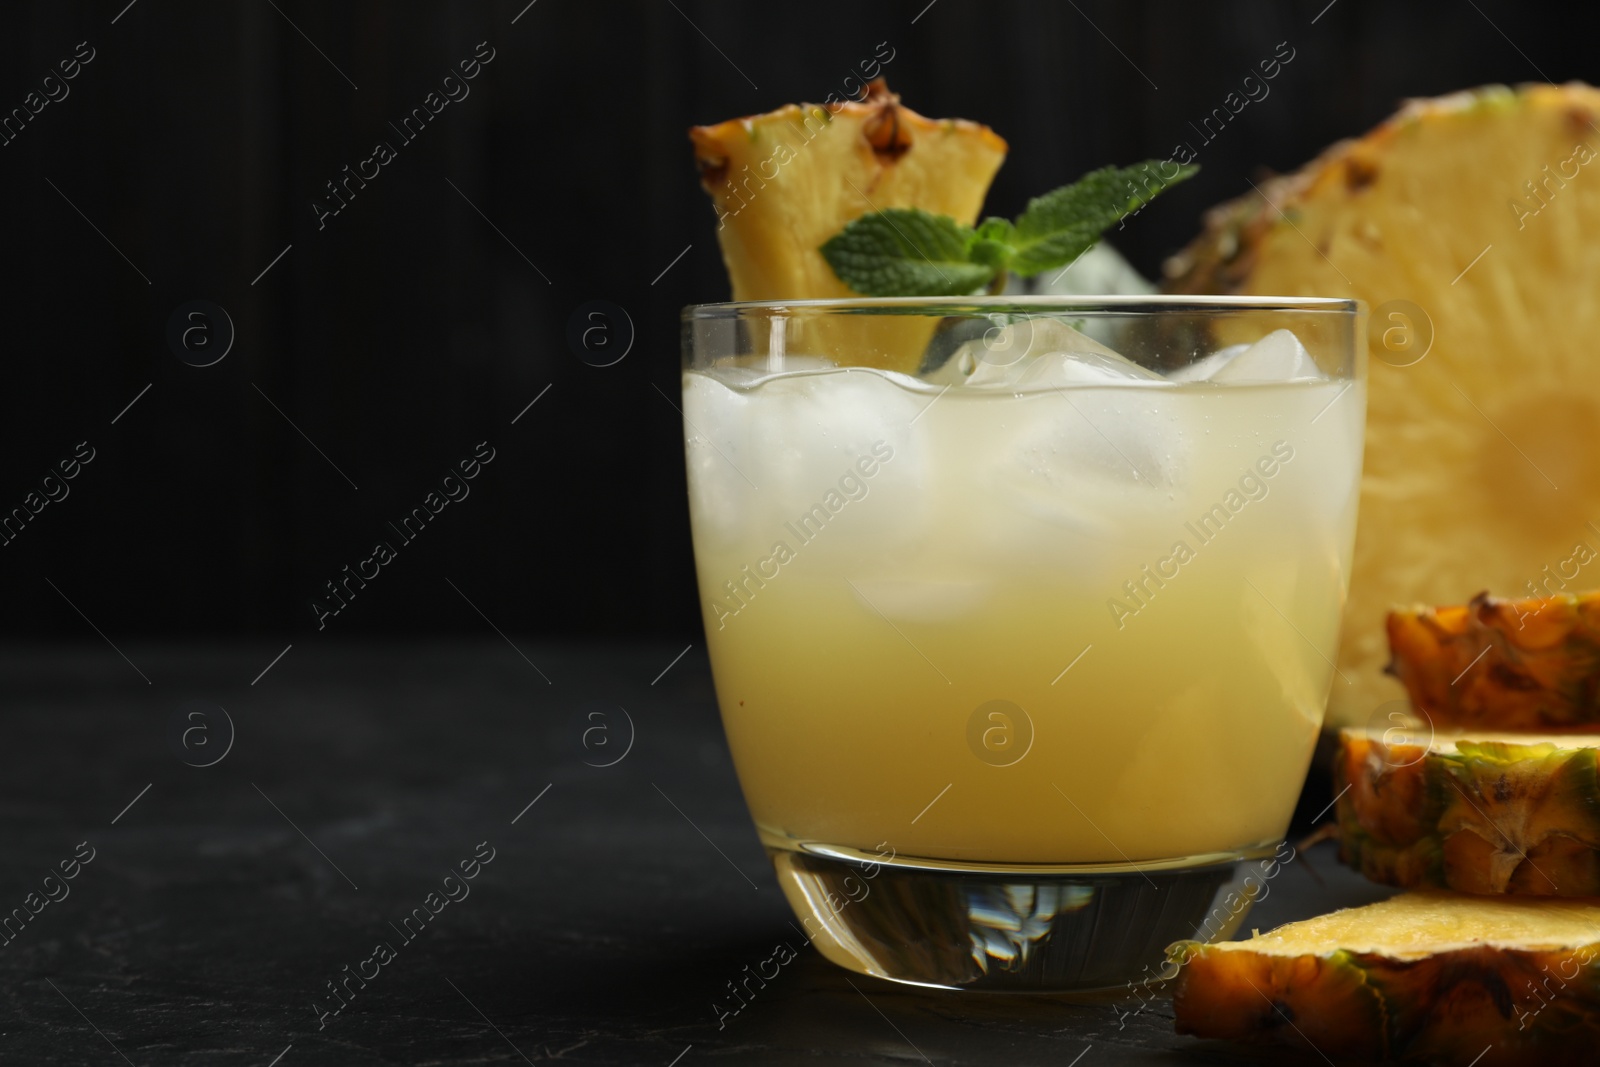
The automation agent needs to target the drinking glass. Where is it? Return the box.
[680,296,1365,990]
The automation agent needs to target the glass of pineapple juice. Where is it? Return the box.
[681,296,1365,991]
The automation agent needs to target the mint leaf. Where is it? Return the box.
[970,216,1017,273]
[975,216,1017,245]
[816,161,1196,296]
[821,208,996,297]
[1009,162,1196,277]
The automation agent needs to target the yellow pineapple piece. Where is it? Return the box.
[1335,726,1600,895]
[1171,891,1600,1065]
[1388,590,1600,730]
[690,79,1007,303]
[1165,83,1600,732]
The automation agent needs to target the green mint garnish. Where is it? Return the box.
[820,161,1196,296]
[815,208,997,297]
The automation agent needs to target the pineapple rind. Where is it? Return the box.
[1335,728,1600,895]
[1169,942,1389,1058]
[1172,892,1600,1064]
[1388,591,1600,730]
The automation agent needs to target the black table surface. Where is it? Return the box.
[1,642,1394,1066]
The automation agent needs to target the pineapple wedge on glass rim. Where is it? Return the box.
[1165,83,1600,734]
[689,80,1007,370]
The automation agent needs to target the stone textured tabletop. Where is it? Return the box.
[0,643,1391,1065]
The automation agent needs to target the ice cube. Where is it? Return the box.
[923,318,1042,388]
[935,318,1165,390]
[1034,241,1157,297]
[987,381,1186,540]
[1013,347,1167,391]
[681,367,929,550]
[709,354,837,386]
[1167,343,1249,382]
[1032,243,1156,348]
[1208,329,1324,383]
[951,324,1182,526]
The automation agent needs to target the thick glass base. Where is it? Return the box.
[770,842,1275,992]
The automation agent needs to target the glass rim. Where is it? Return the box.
[683,294,1362,320]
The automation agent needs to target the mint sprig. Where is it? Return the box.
[820,161,1196,296]
[816,209,997,298]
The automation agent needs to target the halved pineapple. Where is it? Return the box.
[1165,83,1600,733]
[1334,726,1600,895]
[1171,891,1600,1065]
[1388,590,1600,730]
[690,79,1007,302]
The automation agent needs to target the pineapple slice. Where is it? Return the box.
[1334,727,1600,895]
[1164,83,1600,733]
[690,79,1007,302]
[1389,590,1600,730]
[1171,891,1600,1065]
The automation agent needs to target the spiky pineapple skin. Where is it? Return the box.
[1388,591,1600,730]
[1170,944,1387,1058]
[1164,83,1600,735]
[1171,937,1600,1065]
[1335,729,1600,895]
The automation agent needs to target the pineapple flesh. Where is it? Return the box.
[1335,727,1600,895]
[1165,83,1600,733]
[1171,891,1600,1065]
[690,79,1007,302]
[689,81,1007,371]
[1388,590,1600,730]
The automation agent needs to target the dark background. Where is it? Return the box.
[2,0,1591,642]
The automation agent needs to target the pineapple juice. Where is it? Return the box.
[685,364,1364,866]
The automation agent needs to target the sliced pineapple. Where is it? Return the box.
[690,79,1007,302]
[1389,590,1600,730]
[1171,891,1600,1065]
[1334,726,1600,895]
[1165,83,1600,733]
